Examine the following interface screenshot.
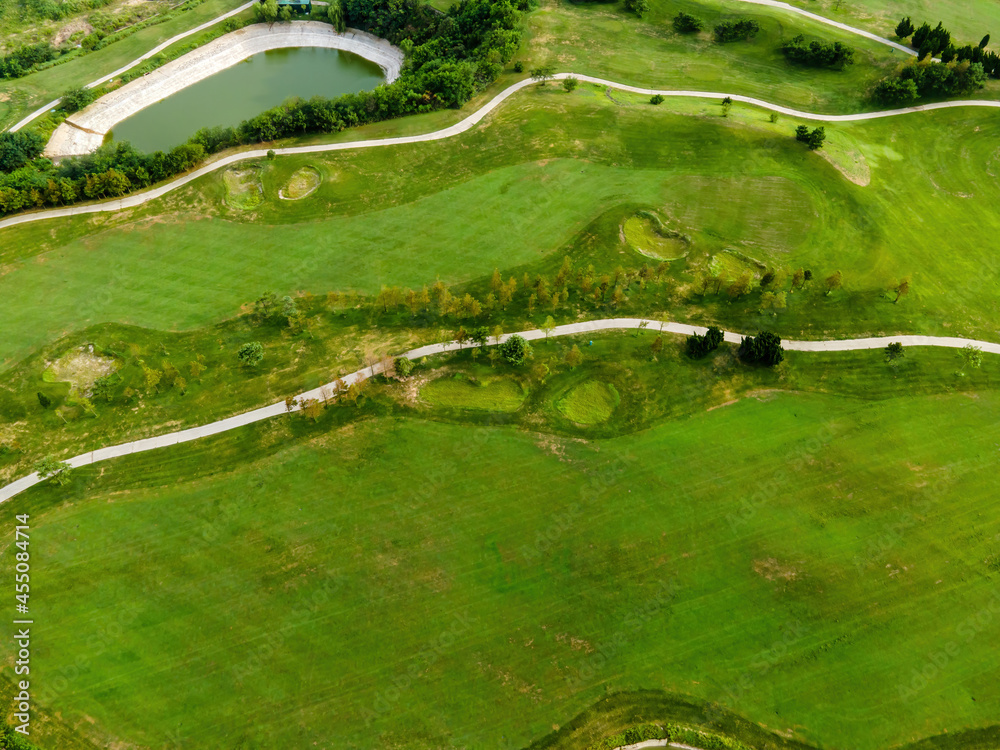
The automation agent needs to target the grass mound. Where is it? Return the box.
[557,380,620,424]
[280,166,321,200]
[622,211,688,260]
[421,373,525,411]
[223,167,263,210]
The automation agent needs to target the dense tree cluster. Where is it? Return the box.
[713,19,760,43]
[910,21,951,58]
[890,17,1000,83]
[794,125,825,150]
[0,132,45,174]
[685,326,724,358]
[0,0,522,218]
[737,331,784,366]
[781,35,854,68]
[0,42,58,79]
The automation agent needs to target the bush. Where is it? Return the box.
[738,331,784,366]
[0,43,58,79]
[0,132,45,174]
[650,94,665,105]
[237,341,264,367]
[562,76,579,92]
[686,326,724,358]
[794,125,825,149]
[781,35,854,68]
[513,60,524,72]
[673,12,702,33]
[499,334,531,365]
[623,0,648,17]
[394,357,414,377]
[59,86,96,114]
[871,77,919,104]
[714,19,759,43]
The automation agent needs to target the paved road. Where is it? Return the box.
[1,318,996,504]
[4,70,1000,231]
[6,1,255,133]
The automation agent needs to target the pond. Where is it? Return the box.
[109,46,385,153]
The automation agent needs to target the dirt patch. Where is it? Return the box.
[753,558,800,581]
[53,19,93,46]
[44,346,118,395]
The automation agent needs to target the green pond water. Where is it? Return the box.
[109,46,385,153]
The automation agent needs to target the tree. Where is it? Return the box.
[37,392,51,409]
[565,345,583,368]
[59,86,95,114]
[721,96,732,117]
[960,344,983,374]
[542,316,557,339]
[895,17,915,39]
[328,0,346,32]
[884,342,904,371]
[871,77,919,105]
[686,326,724,358]
[395,357,414,377]
[562,76,579,92]
[259,0,278,26]
[673,12,703,33]
[894,277,910,303]
[714,19,760,42]
[823,270,843,295]
[738,331,784,366]
[237,341,264,367]
[301,398,323,421]
[499,334,531,365]
[623,0,649,17]
[530,65,554,84]
[759,269,776,289]
[806,127,826,150]
[34,456,72,485]
[279,5,292,22]
[791,268,805,289]
[727,272,752,298]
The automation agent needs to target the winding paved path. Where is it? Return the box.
[1,318,996,504]
[3,71,1000,231]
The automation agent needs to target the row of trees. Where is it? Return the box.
[713,19,760,43]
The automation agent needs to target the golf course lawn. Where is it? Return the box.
[2,384,998,749]
[3,88,1000,369]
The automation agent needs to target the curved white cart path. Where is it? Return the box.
[1,318,997,504]
[3,72,1000,231]
[6,2,256,133]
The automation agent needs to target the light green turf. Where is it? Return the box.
[3,90,1000,368]
[421,372,527,411]
[556,379,620,423]
[3,378,998,750]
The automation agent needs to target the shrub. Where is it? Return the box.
[0,43,58,79]
[237,341,264,367]
[623,0,648,17]
[650,94,665,105]
[499,334,531,365]
[513,60,524,73]
[394,357,414,377]
[714,19,760,43]
[562,76,579,92]
[36,392,51,409]
[59,86,96,114]
[673,12,702,33]
[686,326,724,358]
[781,35,854,68]
[738,331,784,366]
[0,132,45,173]
[871,77,919,104]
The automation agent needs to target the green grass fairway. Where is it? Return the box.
[3,89,1000,368]
[3,385,998,749]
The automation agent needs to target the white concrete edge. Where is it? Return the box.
[5,71,1000,231]
[7,1,257,133]
[2,317,996,504]
[44,22,404,158]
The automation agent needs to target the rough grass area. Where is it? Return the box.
[279,166,322,200]
[421,371,525,412]
[223,166,263,210]
[3,382,998,750]
[556,379,619,424]
[622,213,688,260]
